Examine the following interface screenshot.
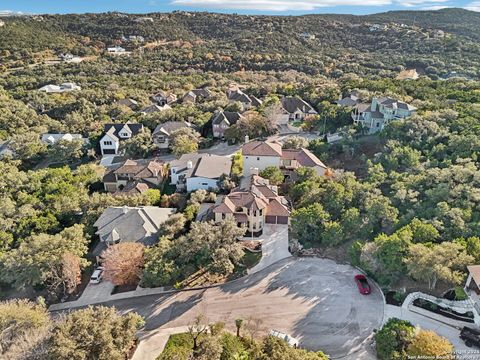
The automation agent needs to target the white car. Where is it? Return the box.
[269,330,299,348]
[90,267,104,284]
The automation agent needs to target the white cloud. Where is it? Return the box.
[420,5,452,10]
[465,1,480,11]
[171,0,392,11]
[396,0,448,7]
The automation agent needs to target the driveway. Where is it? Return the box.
[248,224,291,274]
[103,258,384,359]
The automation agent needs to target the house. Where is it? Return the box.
[103,158,166,194]
[211,110,243,138]
[336,92,360,107]
[276,97,317,124]
[182,88,212,103]
[107,46,127,54]
[151,91,177,106]
[140,104,172,114]
[153,121,192,149]
[396,69,419,80]
[351,97,416,134]
[213,175,290,236]
[227,89,262,110]
[169,153,232,192]
[93,206,176,256]
[41,133,89,146]
[465,266,480,311]
[242,140,328,178]
[117,98,139,110]
[99,123,144,155]
[38,82,81,93]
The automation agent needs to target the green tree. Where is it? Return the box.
[282,136,309,149]
[170,128,200,156]
[259,166,284,185]
[375,318,415,360]
[120,128,154,158]
[48,139,86,164]
[47,306,144,360]
[291,203,330,247]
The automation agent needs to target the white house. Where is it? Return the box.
[107,46,128,55]
[169,153,232,192]
[242,141,283,177]
[99,123,144,155]
[41,133,89,146]
[38,82,81,93]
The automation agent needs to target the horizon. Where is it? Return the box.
[1,0,479,17]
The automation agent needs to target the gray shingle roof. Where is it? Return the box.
[281,97,316,114]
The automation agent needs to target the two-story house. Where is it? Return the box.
[103,158,166,194]
[351,97,416,134]
[182,88,212,103]
[152,121,193,149]
[242,140,329,178]
[211,110,243,138]
[151,90,177,106]
[227,89,262,111]
[213,175,290,237]
[99,123,144,155]
[169,153,232,192]
[276,97,317,124]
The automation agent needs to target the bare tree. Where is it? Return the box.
[188,314,209,351]
[103,243,145,286]
[243,316,263,340]
[48,252,82,299]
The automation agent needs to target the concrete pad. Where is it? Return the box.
[249,224,291,274]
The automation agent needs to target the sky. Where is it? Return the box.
[0,0,478,16]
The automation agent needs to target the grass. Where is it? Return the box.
[162,182,177,195]
[242,250,262,268]
[454,286,469,301]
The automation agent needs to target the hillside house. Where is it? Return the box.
[169,153,232,192]
[140,104,172,114]
[276,97,317,125]
[151,90,177,106]
[211,110,243,138]
[153,121,193,149]
[227,89,262,110]
[41,133,89,146]
[99,123,144,155]
[117,98,139,110]
[182,88,212,103]
[213,175,290,237]
[351,97,416,134]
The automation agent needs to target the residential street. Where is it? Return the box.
[99,258,384,359]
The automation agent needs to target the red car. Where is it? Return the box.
[354,274,371,295]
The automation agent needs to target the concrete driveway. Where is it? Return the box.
[104,258,383,359]
[248,224,291,274]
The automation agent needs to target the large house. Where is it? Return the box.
[227,89,262,110]
[276,97,317,124]
[103,158,166,194]
[351,97,416,134]
[213,175,290,236]
[336,92,360,107]
[211,110,243,138]
[182,88,212,103]
[169,153,232,192]
[140,104,172,115]
[151,91,177,106]
[38,82,81,93]
[153,121,192,149]
[242,140,328,178]
[93,206,176,256]
[41,133,89,146]
[99,123,144,155]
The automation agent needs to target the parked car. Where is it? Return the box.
[354,274,371,295]
[460,326,480,348]
[90,267,104,284]
[269,330,299,348]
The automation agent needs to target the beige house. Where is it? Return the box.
[153,121,193,149]
[242,140,329,178]
[213,175,290,237]
[151,90,177,106]
[103,159,166,194]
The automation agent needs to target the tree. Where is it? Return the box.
[48,252,82,298]
[405,242,474,289]
[48,139,86,164]
[188,314,209,351]
[160,213,187,239]
[259,166,284,185]
[103,242,145,286]
[282,136,309,150]
[120,129,154,158]
[291,203,330,246]
[407,330,453,358]
[402,218,440,243]
[0,224,89,290]
[235,318,243,337]
[170,127,200,156]
[224,111,275,143]
[375,318,415,360]
[0,299,51,359]
[47,306,144,360]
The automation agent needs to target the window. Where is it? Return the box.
[103,140,113,146]
[222,213,226,220]
[121,132,129,137]
[376,122,380,128]
[157,136,166,143]
[259,209,263,216]
[253,223,256,230]
[257,157,260,161]
[201,183,208,186]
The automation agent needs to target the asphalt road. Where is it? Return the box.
[103,258,384,359]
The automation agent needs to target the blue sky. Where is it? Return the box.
[0,0,478,16]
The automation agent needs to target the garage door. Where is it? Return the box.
[265,215,276,224]
[102,149,116,155]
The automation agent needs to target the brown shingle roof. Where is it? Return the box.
[242,141,282,157]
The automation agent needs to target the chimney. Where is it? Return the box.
[187,160,193,169]
[245,135,249,143]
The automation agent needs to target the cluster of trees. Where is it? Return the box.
[376,318,453,359]
[0,299,143,360]
[159,316,328,360]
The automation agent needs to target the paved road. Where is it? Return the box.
[103,258,383,359]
